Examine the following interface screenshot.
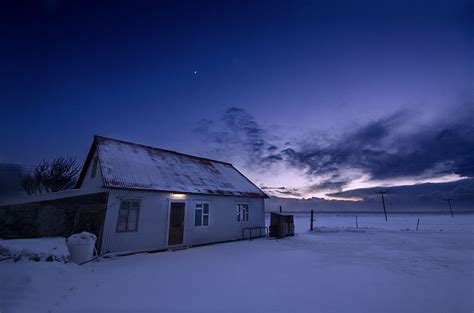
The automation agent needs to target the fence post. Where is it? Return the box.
[279,205,282,213]
[355,216,358,229]
[310,209,314,231]
[416,218,420,231]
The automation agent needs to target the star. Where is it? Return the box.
[194,70,198,75]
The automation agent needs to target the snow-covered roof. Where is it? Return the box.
[76,136,268,198]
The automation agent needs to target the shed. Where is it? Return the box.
[0,190,108,252]
[269,212,295,238]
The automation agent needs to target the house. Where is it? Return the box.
[0,136,268,255]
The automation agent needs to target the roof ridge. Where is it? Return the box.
[94,135,233,166]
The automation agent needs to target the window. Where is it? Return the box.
[194,202,209,226]
[237,203,249,222]
[116,200,140,232]
[91,157,98,178]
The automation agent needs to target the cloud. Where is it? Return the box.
[194,107,283,170]
[261,186,303,197]
[284,102,474,190]
[309,180,348,191]
[268,178,474,212]
[195,103,474,195]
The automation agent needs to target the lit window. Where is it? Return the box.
[116,200,140,232]
[91,157,99,178]
[194,202,209,226]
[237,203,249,222]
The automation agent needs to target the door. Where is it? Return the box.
[168,202,185,245]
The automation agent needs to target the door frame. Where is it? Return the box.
[166,200,187,247]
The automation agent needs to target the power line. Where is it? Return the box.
[443,198,454,218]
[375,190,389,221]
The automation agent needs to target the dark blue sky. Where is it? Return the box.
[1,0,472,197]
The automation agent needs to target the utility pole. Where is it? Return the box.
[443,199,454,218]
[375,191,389,221]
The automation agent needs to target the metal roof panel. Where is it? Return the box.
[93,136,267,198]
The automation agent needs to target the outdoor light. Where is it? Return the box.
[170,193,187,200]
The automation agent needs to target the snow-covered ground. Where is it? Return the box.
[0,237,69,262]
[1,214,473,313]
[289,212,474,232]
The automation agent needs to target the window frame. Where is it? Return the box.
[237,203,249,222]
[194,201,210,227]
[90,156,99,179]
[116,199,141,233]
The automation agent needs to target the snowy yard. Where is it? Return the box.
[1,214,473,313]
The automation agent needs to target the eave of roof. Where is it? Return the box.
[103,185,268,198]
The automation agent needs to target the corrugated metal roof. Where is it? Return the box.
[80,136,268,198]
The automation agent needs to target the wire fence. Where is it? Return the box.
[265,212,473,233]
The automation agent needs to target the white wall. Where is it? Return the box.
[184,194,265,246]
[80,151,104,190]
[100,189,265,254]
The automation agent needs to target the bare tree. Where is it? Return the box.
[19,174,35,195]
[33,161,49,194]
[19,157,81,195]
[46,157,81,192]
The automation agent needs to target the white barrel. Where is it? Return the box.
[67,232,97,264]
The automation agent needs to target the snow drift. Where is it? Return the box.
[0,237,69,262]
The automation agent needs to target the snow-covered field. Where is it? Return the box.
[0,237,69,262]
[1,214,473,313]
